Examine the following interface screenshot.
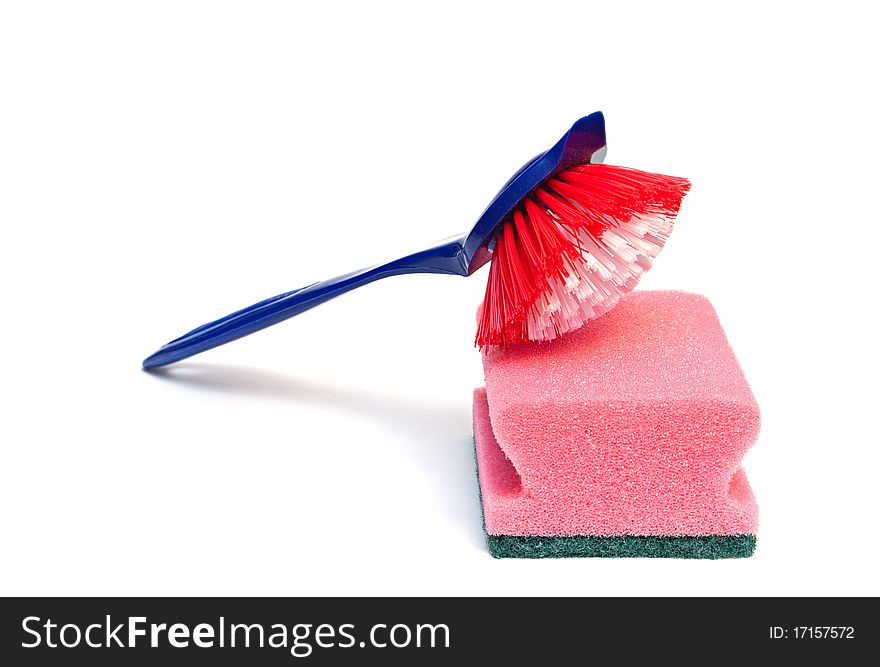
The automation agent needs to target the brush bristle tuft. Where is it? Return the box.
[476,164,690,348]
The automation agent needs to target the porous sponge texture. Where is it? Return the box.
[475,290,760,538]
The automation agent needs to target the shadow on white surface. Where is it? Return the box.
[147,363,487,550]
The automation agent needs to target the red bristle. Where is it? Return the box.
[476,234,507,346]
[509,209,544,293]
[570,164,691,212]
[547,176,633,222]
[497,221,531,316]
[521,199,575,270]
[534,187,611,239]
[475,163,691,349]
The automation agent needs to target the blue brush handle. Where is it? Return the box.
[142,236,468,369]
[144,114,607,369]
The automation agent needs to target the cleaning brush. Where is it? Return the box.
[142,112,689,369]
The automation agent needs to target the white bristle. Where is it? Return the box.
[524,212,673,342]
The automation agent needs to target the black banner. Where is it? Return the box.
[0,597,873,665]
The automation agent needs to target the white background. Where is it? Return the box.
[1,1,877,596]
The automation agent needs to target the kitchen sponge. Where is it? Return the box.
[474,290,759,558]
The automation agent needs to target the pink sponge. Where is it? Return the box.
[475,290,759,552]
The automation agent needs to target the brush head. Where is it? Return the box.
[476,164,690,348]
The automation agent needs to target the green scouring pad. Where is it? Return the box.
[486,533,756,559]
